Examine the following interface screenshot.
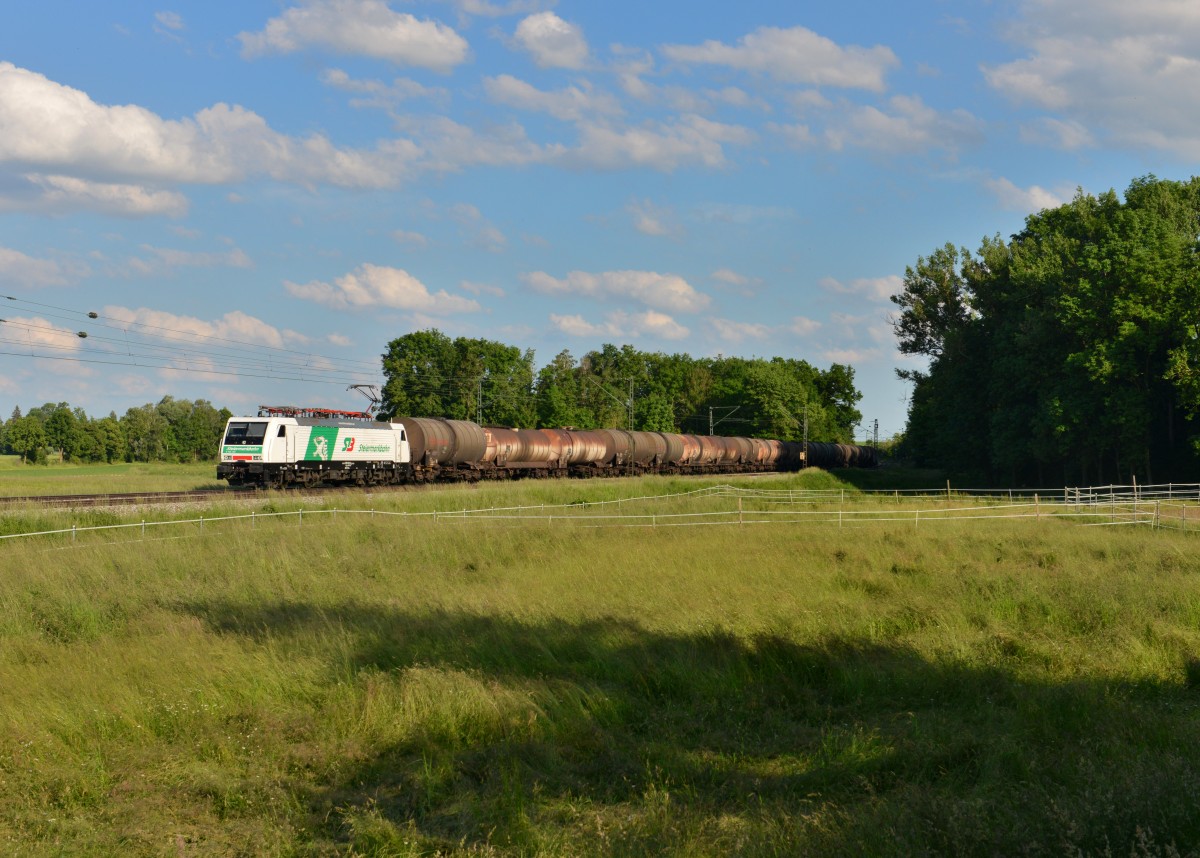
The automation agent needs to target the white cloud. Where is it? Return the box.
[711,268,749,287]
[0,62,421,190]
[819,274,902,303]
[133,244,253,272]
[790,316,821,336]
[662,25,898,91]
[451,0,545,17]
[484,74,622,121]
[822,347,883,364]
[285,263,482,313]
[239,0,469,72]
[627,198,680,237]
[710,268,761,296]
[392,114,557,172]
[4,174,190,217]
[984,177,1071,212]
[392,229,429,247]
[823,95,983,154]
[155,11,184,30]
[523,269,710,313]
[460,280,506,297]
[710,318,771,343]
[328,333,353,347]
[102,306,289,349]
[514,12,588,69]
[320,68,447,110]
[0,316,87,352]
[550,309,689,340]
[451,202,507,252]
[0,247,85,287]
[565,115,753,171]
[1018,117,1095,150]
[984,0,1200,157]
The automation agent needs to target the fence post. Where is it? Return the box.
[1035,494,1039,522]
[738,497,743,526]
[251,511,255,529]
[72,524,76,543]
[299,508,303,527]
[142,520,146,538]
[1155,500,1161,529]
[200,515,204,532]
[914,508,919,530]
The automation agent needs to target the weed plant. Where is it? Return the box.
[0,477,1199,855]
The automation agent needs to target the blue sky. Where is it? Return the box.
[1,0,1197,439]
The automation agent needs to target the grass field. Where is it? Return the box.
[2,473,1199,856]
[0,458,221,496]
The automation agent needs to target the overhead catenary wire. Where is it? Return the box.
[3,294,381,372]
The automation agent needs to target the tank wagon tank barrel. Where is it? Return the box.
[217,408,879,488]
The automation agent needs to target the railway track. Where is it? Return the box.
[0,488,260,508]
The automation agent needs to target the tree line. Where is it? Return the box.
[892,175,1200,485]
[0,397,232,465]
[380,330,863,442]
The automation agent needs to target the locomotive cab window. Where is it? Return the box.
[224,422,268,445]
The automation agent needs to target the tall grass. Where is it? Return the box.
[1,476,1199,855]
[0,460,220,496]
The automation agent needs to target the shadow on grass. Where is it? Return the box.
[182,599,1200,856]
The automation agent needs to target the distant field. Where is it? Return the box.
[1,474,1199,856]
[0,460,221,496]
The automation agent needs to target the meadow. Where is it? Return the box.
[0,456,221,496]
[1,472,1199,856]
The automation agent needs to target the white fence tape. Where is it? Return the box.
[3,481,1194,548]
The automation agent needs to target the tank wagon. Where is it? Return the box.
[217,406,878,489]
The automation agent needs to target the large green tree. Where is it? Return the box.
[895,175,1200,484]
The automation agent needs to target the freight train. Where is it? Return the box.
[216,406,878,488]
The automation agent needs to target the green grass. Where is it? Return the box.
[1,475,1199,855]
[0,460,222,496]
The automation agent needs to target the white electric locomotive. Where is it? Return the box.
[217,406,410,488]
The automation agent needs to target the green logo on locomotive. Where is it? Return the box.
[304,427,340,461]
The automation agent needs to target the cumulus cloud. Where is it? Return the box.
[392,229,429,247]
[627,198,680,237]
[0,62,421,191]
[819,274,902,303]
[0,174,190,217]
[984,177,1071,212]
[1019,117,1095,150]
[523,269,710,313]
[484,74,622,121]
[238,0,469,72]
[514,12,588,69]
[822,95,983,154]
[0,247,86,287]
[451,0,545,17]
[451,202,507,252]
[790,316,821,336]
[0,316,91,379]
[662,25,898,91]
[133,244,254,272]
[710,318,771,343]
[285,263,482,313]
[154,11,184,31]
[565,115,754,171]
[102,305,292,348]
[550,309,689,340]
[710,268,760,296]
[460,280,506,298]
[984,0,1200,157]
[320,68,447,110]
